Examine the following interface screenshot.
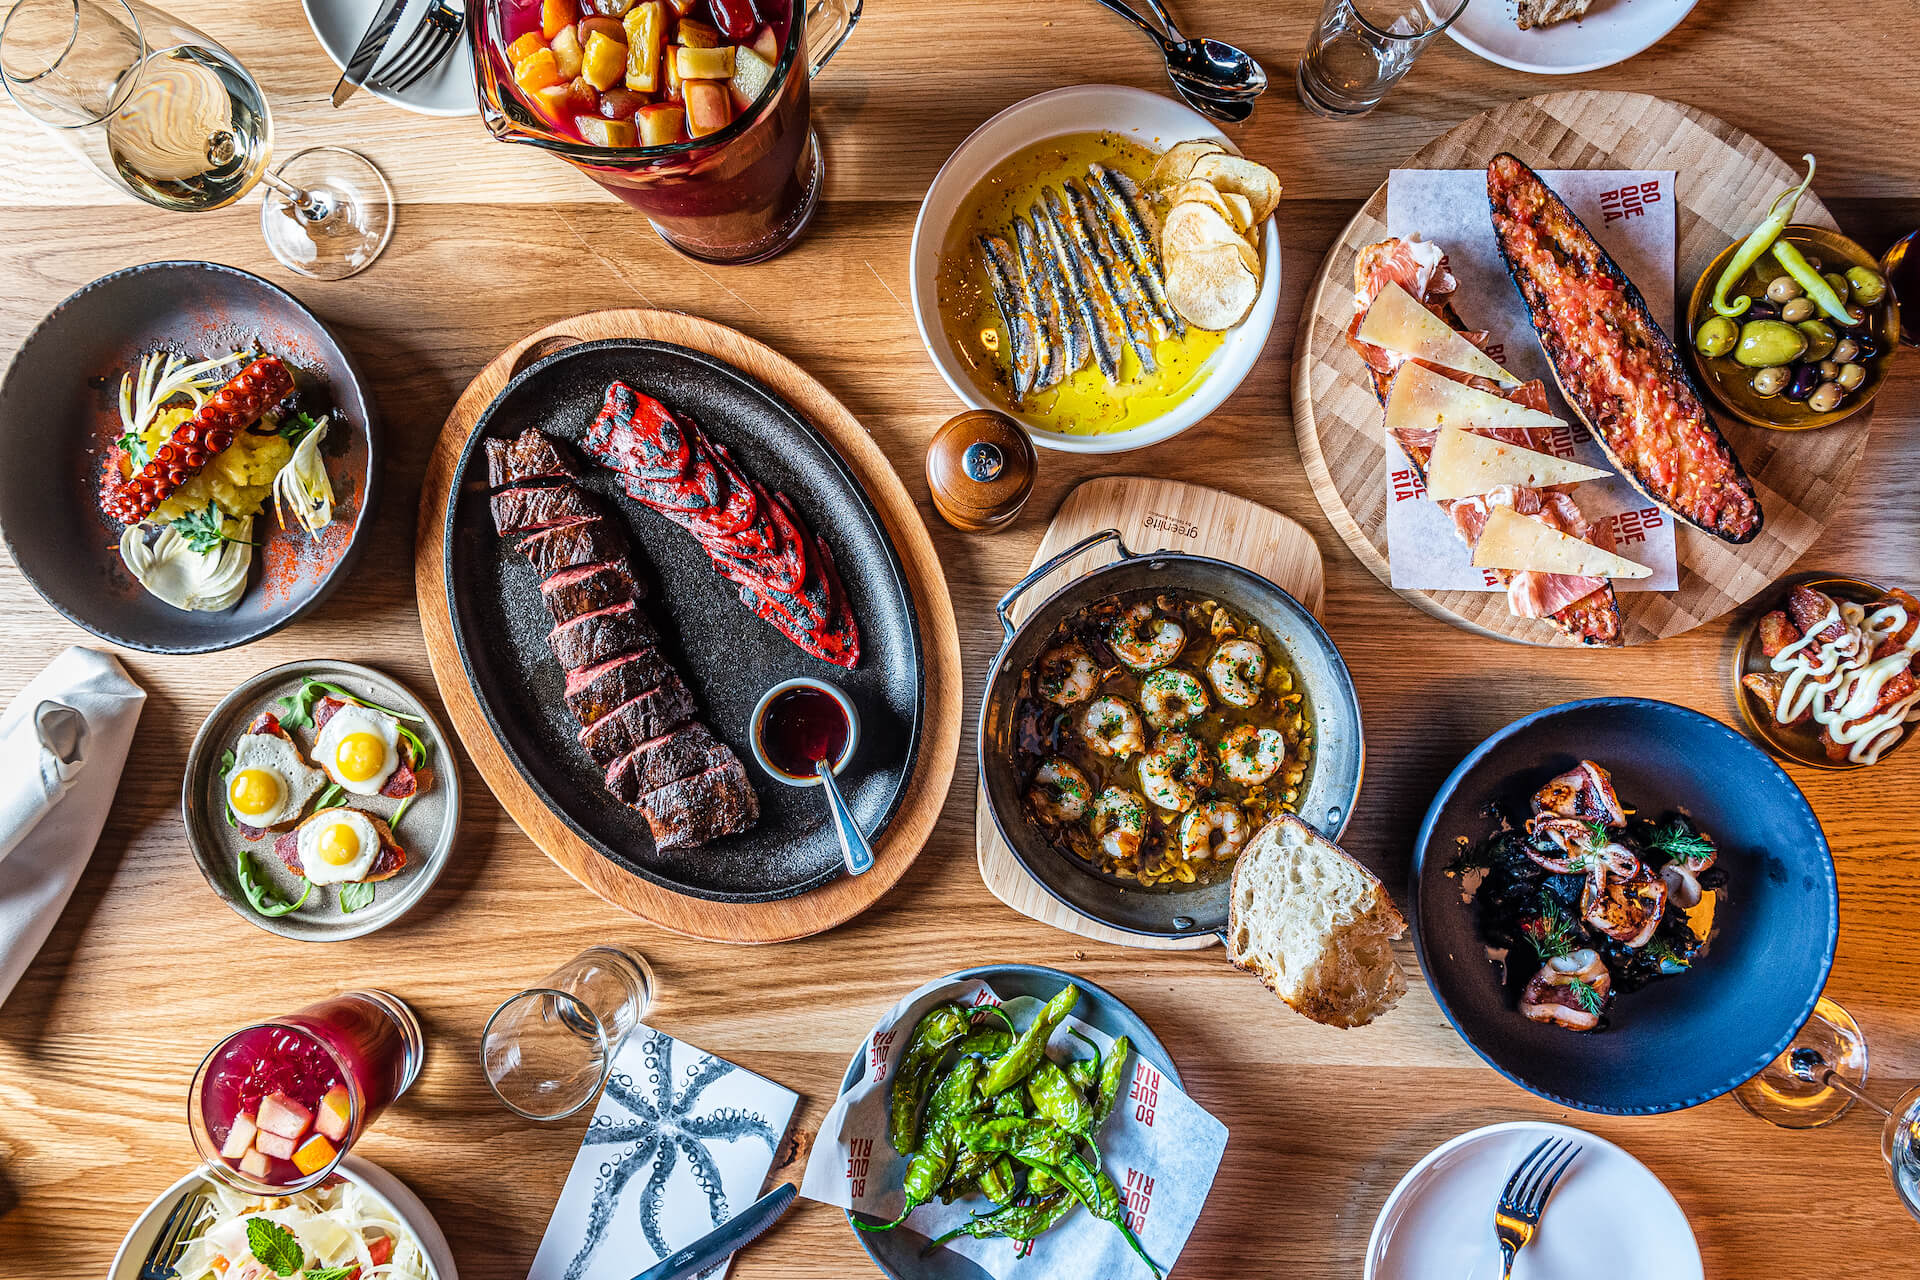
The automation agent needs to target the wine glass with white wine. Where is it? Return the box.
[1,0,394,279]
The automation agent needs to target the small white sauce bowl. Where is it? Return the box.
[748,677,860,787]
[908,83,1283,455]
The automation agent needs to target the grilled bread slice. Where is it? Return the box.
[1226,815,1407,1029]
[1515,0,1592,29]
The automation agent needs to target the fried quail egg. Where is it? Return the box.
[224,731,326,827]
[312,703,402,796]
[293,809,382,885]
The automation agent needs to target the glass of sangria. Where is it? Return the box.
[471,0,861,264]
[189,991,423,1193]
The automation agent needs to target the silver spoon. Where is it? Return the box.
[1171,76,1254,124]
[816,756,874,876]
[1091,0,1269,102]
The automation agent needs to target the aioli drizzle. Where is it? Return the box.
[1770,601,1920,764]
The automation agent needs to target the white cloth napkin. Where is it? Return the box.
[0,647,146,1011]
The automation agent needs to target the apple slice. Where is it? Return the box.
[256,1092,314,1141]
[220,1112,259,1161]
[315,1085,352,1143]
[254,1129,297,1160]
[683,80,731,136]
[636,102,686,146]
[292,1132,339,1177]
[750,26,778,61]
[239,1147,272,1179]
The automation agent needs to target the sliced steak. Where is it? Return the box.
[491,485,597,536]
[564,648,677,725]
[605,722,724,803]
[542,560,643,625]
[577,675,698,765]
[519,519,624,577]
[547,601,659,671]
[639,753,759,849]
[486,427,577,488]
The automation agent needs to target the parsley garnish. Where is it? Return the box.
[219,748,237,828]
[339,881,376,914]
[278,409,326,447]
[119,428,154,470]
[170,506,256,554]
[1566,977,1606,1015]
[1649,820,1716,865]
[245,1217,305,1276]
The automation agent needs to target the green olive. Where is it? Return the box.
[1735,319,1810,368]
[1694,314,1739,358]
[1804,255,1824,271]
[1781,296,1816,324]
[1833,336,1861,363]
[1750,365,1791,397]
[1754,256,1788,285]
[1846,266,1889,307]
[1837,361,1867,391]
[1797,320,1838,361]
[1765,275,1804,304]
[1818,359,1841,380]
[1808,382,1845,413]
[1824,271,1851,301]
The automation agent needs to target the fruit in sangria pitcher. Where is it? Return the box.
[683,80,732,136]
[219,1112,258,1160]
[316,1084,352,1142]
[257,1091,314,1141]
[292,1132,339,1177]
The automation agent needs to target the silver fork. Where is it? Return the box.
[138,1188,213,1280]
[1493,1136,1580,1280]
[373,0,466,95]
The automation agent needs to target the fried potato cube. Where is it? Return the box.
[1756,610,1801,658]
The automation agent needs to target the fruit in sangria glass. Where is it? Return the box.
[622,2,666,93]
[709,0,758,41]
[542,0,576,37]
[219,1113,258,1160]
[293,1133,338,1177]
[674,44,733,79]
[317,1085,352,1142]
[257,1091,314,1140]
[576,115,637,146]
[581,30,627,90]
[682,80,731,136]
[636,102,685,145]
[551,26,584,77]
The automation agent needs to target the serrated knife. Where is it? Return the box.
[628,1183,797,1280]
[331,0,413,108]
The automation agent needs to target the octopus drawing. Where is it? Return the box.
[564,1030,783,1280]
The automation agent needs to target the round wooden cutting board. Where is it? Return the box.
[1291,90,1876,647]
[415,310,962,943]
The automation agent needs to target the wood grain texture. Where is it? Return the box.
[0,1,1918,1277]
[414,309,962,942]
[974,476,1325,950]
[1293,91,1873,646]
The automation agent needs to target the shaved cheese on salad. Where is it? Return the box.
[173,1178,429,1280]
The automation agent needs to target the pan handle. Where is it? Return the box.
[994,528,1136,640]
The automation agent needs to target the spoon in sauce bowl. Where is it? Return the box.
[749,679,872,876]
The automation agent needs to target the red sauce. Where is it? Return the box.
[760,685,848,776]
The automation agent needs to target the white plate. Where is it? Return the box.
[302,0,477,117]
[908,84,1281,455]
[1442,0,1699,75]
[110,1156,459,1279]
[1366,1121,1702,1280]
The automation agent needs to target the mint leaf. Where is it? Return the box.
[246,1217,305,1276]
[303,1267,355,1280]
[339,881,376,914]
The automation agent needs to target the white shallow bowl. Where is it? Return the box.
[110,1156,459,1280]
[302,0,478,117]
[1365,1121,1701,1280]
[1443,0,1700,75]
[908,84,1281,455]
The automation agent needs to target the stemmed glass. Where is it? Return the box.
[1734,996,1920,1222]
[1,0,394,279]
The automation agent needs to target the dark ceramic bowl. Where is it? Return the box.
[838,964,1181,1280]
[0,261,380,653]
[1410,698,1838,1115]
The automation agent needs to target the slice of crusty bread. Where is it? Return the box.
[1226,815,1408,1029]
[1515,0,1592,29]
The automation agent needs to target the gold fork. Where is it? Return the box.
[1493,1136,1581,1279]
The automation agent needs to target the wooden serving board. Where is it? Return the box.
[974,476,1324,951]
[415,310,962,943]
[1291,90,1876,647]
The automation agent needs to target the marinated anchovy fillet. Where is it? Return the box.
[1088,164,1183,337]
[979,233,1043,401]
[1486,153,1763,544]
[1041,189,1124,384]
[1057,182,1154,378]
[1068,178,1159,371]
[1013,214,1067,390]
[1035,204,1102,382]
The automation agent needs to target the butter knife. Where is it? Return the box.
[629,1184,797,1280]
[331,0,413,108]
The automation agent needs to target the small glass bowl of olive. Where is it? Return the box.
[1687,225,1901,430]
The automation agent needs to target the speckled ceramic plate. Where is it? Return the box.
[183,660,460,941]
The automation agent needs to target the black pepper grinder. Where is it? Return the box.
[925,410,1037,532]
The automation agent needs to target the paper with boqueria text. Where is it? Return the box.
[1382,168,1681,593]
[799,975,1227,1280]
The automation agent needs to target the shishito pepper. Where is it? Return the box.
[1033,1152,1164,1279]
[925,1191,1076,1247]
[1026,1059,1092,1134]
[979,985,1079,1096]
[1094,1035,1132,1124]
[888,1005,970,1153]
[977,1157,1019,1205]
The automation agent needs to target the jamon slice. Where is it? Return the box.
[491,485,597,536]
[564,649,678,726]
[547,601,659,672]
[518,519,625,577]
[639,755,759,850]
[486,427,578,489]
[605,723,727,804]
[541,561,643,626]
[577,676,699,766]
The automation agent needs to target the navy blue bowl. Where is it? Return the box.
[1410,697,1838,1115]
[838,965,1181,1280]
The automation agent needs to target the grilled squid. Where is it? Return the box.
[1532,760,1625,827]
[1524,817,1641,876]
[1520,950,1612,1031]
[1582,859,1667,948]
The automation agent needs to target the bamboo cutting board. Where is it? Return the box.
[415,310,963,943]
[1292,91,1876,647]
[975,476,1324,951]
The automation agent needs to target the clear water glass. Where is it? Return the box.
[481,945,655,1121]
[1296,0,1469,119]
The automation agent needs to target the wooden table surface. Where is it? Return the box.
[3,1,1918,1274]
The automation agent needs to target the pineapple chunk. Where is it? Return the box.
[506,31,548,66]
[675,45,734,80]
[621,2,666,93]
[675,18,719,47]
[551,25,584,79]
[581,31,627,90]
[514,46,563,93]
[575,114,637,147]
[540,0,575,39]
[636,102,685,146]
[729,46,773,111]
[683,79,731,135]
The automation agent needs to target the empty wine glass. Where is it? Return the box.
[481,945,655,1121]
[0,0,394,279]
[1295,0,1469,119]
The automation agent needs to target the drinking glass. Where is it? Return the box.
[189,990,425,1194]
[1734,996,1920,1222]
[0,0,394,279]
[1880,229,1919,346]
[1295,0,1469,119]
[482,944,655,1120]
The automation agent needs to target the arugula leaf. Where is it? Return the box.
[275,679,430,763]
[170,506,256,555]
[339,881,376,914]
[1566,977,1606,1015]
[220,749,237,829]
[245,1217,305,1276]
[390,796,414,828]
[313,783,347,812]
[1649,820,1716,865]
[237,851,313,919]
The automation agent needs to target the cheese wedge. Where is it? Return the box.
[1385,364,1564,436]
[1425,428,1610,501]
[1357,283,1518,386]
[1472,505,1651,579]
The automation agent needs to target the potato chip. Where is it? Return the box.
[1150,140,1226,192]
[1190,152,1282,224]
[1162,179,1241,227]
[1165,242,1259,331]
[1161,199,1244,261]
[1220,191,1255,235]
